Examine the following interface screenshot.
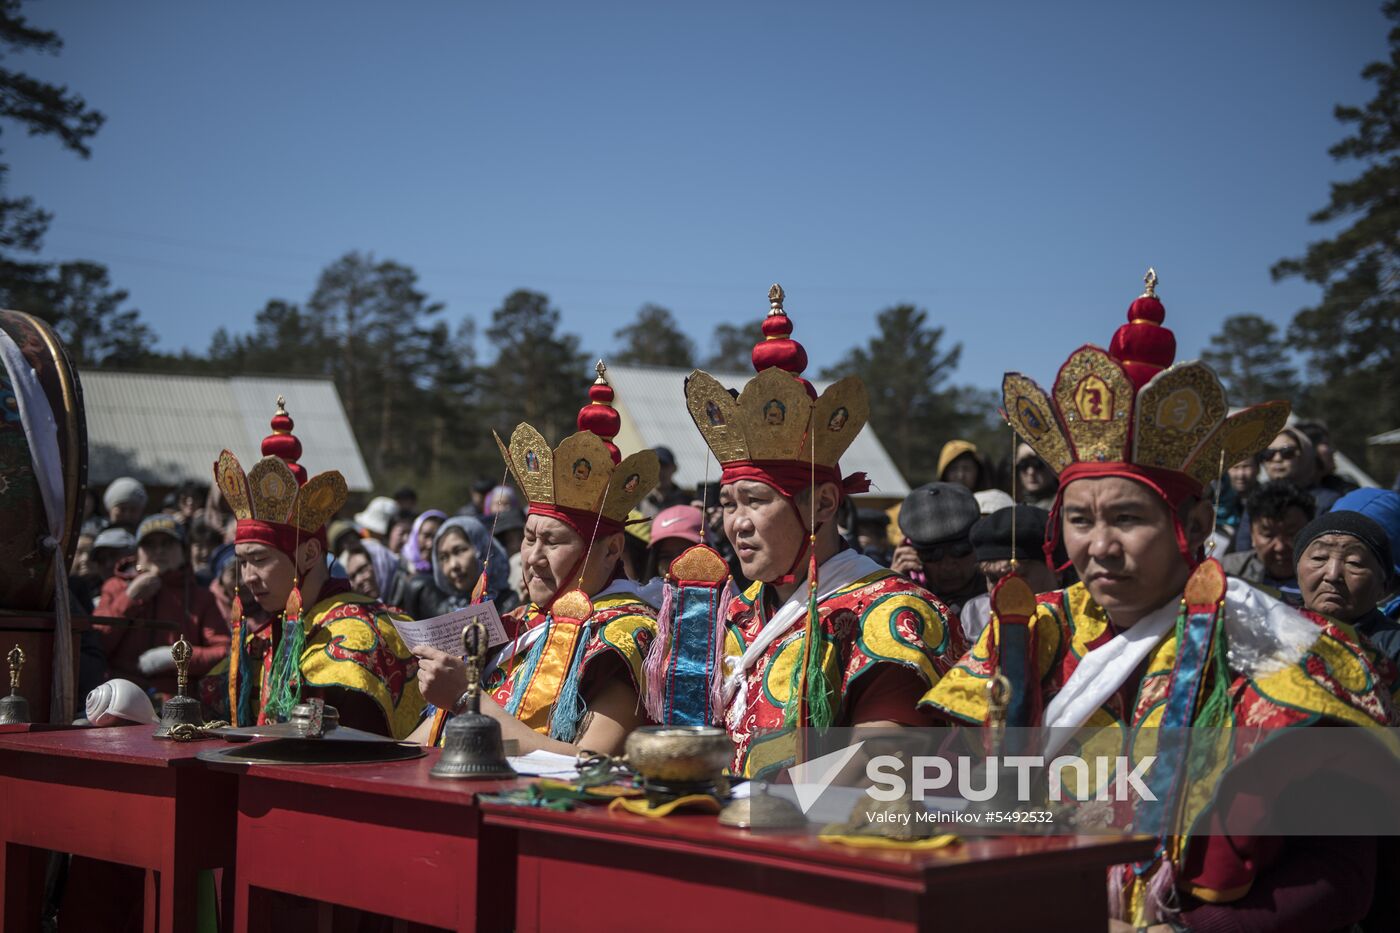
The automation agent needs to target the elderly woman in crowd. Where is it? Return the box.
[1295,510,1400,672]
[401,508,446,577]
[399,516,518,619]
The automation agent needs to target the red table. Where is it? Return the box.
[0,726,239,933]
[0,723,77,736]
[482,802,1155,932]
[208,748,524,932]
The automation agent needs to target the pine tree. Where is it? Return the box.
[6,260,152,366]
[0,0,104,295]
[819,304,964,485]
[1199,314,1300,407]
[484,289,588,443]
[1272,0,1400,468]
[702,322,752,373]
[612,304,696,368]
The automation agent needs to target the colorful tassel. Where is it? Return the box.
[709,579,733,718]
[265,585,306,722]
[504,624,549,718]
[227,594,244,725]
[784,546,833,730]
[641,578,676,722]
[549,622,591,742]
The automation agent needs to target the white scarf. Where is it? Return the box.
[1041,577,1320,758]
[722,549,882,727]
[1041,595,1179,759]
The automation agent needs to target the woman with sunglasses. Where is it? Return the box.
[1013,441,1059,510]
[1261,426,1343,514]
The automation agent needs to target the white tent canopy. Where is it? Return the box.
[80,371,372,491]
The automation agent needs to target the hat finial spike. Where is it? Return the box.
[1141,268,1158,299]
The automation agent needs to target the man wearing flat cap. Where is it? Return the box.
[893,482,985,613]
[1295,510,1400,672]
[957,505,1058,643]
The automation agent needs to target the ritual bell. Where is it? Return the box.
[431,619,517,780]
[0,645,30,725]
[717,781,807,831]
[153,637,205,739]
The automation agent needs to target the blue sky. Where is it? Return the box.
[8,0,1388,391]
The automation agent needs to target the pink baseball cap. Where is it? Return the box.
[650,505,703,547]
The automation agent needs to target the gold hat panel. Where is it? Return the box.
[294,471,349,534]
[1182,400,1291,490]
[685,370,749,464]
[497,425,555,507]
[1001,374,1074,473]
[811,376,869,468]
[215,449,253,521]
[602,450,660,522]
[736,367,813,462]
[247,456,299,525]
[553,431,615,513]
[1133,362,1228,472]
[1053,347,1133,464]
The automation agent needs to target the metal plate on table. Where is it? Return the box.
[203,722,400,743]
[196,737,426,766]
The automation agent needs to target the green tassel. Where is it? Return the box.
[265,614,307,721]
[782,576,834,730]
[1194,605,1233,729]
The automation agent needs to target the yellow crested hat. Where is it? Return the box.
[214,396,347,554]
[684,284,871,498]
[494,360,659,537]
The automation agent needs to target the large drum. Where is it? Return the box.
[0,309,87,611]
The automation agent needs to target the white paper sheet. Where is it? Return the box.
[507,749,582,779]
[392,602,509,656]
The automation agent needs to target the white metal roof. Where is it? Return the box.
[79,371,373,491]
[605,364,910,499]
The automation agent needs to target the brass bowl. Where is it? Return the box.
[625,725,732,784]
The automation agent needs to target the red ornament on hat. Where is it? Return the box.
[261,395,307,485]
[751,284,817,398]
[575,360,623,464]
[1108,268,1177,390]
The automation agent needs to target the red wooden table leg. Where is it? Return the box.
[156,861,202,933]
[1,841,47,933]
[234,876,274,933]
[143,868,159,933]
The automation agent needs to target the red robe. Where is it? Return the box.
[723,564,963,777]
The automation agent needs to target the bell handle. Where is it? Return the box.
[6,645,22,695]
[171,636,192,696]
[460,619,489,713]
